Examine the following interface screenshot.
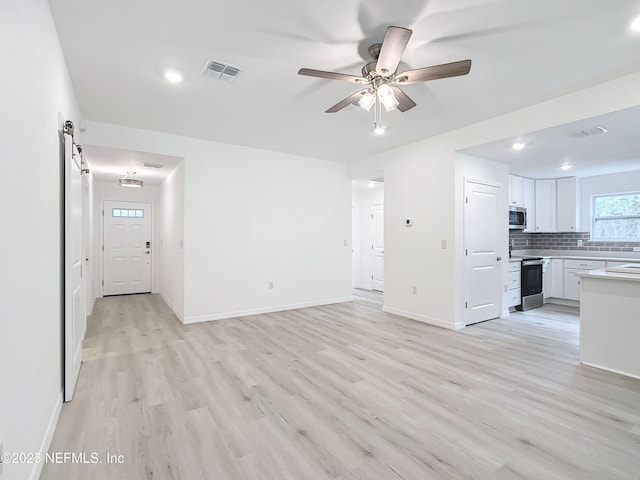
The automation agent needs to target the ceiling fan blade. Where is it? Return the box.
[376,26,413,76]
[390,87,416,112]
[395,59,472,85]
[325,89,368,113]
[298,68,366,84]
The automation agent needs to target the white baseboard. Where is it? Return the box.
[545,297,580,307]
[184,297,354,324]
[159,293,185,323]
[581,361,640,380]
[382,306,457,330]
[29,392,63,480]
[354,283,372,290]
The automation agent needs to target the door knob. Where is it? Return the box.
[497,256,502,261]
[145,251,150,254]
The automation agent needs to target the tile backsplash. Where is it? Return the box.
[509,231,640,253]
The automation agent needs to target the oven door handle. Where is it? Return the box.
[522,260,543,266]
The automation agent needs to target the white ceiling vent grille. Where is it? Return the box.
[202,60,240,82]
[569,125,608,139]
[141,162,164,169]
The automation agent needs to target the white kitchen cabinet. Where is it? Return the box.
[563,260,606,301]
[542,258,551,300]
[563,268,582,300]
[549,258,564,298]
[556,177,578,232]
[509,175,524,207]
[507,260,521,308]
[535,179,557,232]
[523,177,536,232]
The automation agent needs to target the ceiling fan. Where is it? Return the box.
[298,26,471,133]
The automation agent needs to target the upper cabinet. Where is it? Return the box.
[522,177,536,232]
[509,175,524,207]
[532,177,579,233]
[556,177,579,232]
[509,175,536,231]
[535,179,557,232]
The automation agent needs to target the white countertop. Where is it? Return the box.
[512,250,640,262]
[577,268,640,282]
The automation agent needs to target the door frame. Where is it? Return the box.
[371,203,384,292]
[463,177,504,326]
[101,200,154,296]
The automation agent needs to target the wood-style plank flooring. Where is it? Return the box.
[42,295,640,480]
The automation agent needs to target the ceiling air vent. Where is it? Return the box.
[569,125,608,139]
[142,162,164,169]
[202,60,240,82]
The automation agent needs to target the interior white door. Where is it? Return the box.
[372,203,384,292]
[64,132,83,402]
[103,201,152,296]
[464,179,502,325]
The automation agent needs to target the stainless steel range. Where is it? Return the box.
[518,257,544,311]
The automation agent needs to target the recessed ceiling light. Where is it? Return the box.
[631,15,640,32]
[374,124,385,135]
[368,181,377,188]
[512,141,526,151]
[560,164,573,171]
[164,69,183,84]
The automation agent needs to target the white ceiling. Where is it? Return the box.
[461,105,640,179]
[84,145,183,185]
[49,0,640,165]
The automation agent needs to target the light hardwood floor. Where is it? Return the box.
[42,295,640,480]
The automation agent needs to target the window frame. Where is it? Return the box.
[590,191,640,241]
[112,208,144,218]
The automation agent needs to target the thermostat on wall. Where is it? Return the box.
[405,218,413,226]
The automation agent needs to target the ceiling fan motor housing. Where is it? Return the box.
[361,61,379,78]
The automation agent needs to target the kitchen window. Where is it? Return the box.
[591,192,640,241]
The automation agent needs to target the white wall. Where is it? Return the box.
[158,161,185,320]
[352,186,384,289]
[82,121,353,323]
[579,170,640,232]
[350,71,640,329]
[91,181,161,298]
[0,1,82,479]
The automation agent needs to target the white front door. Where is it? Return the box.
[64,133,83,402]
[103,201,152,296]
[464,179,502,325]
[372,203,384,292]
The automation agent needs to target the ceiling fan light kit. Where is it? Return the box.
[298,26,472,133]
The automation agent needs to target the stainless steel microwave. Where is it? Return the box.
[509,206,527,230]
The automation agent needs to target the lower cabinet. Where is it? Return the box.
[549,259,564,298]
[507,261,521,308]
[563,268,582,300]
[541,257,638,304]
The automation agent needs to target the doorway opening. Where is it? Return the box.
[352,178,384,308]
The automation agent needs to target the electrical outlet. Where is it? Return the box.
[412,286,417,294]
[268,281,274,289]
[577,240,583,247]
[441,240,447,249]
[343,239,348,247]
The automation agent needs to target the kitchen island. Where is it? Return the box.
[579,267,640,379]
